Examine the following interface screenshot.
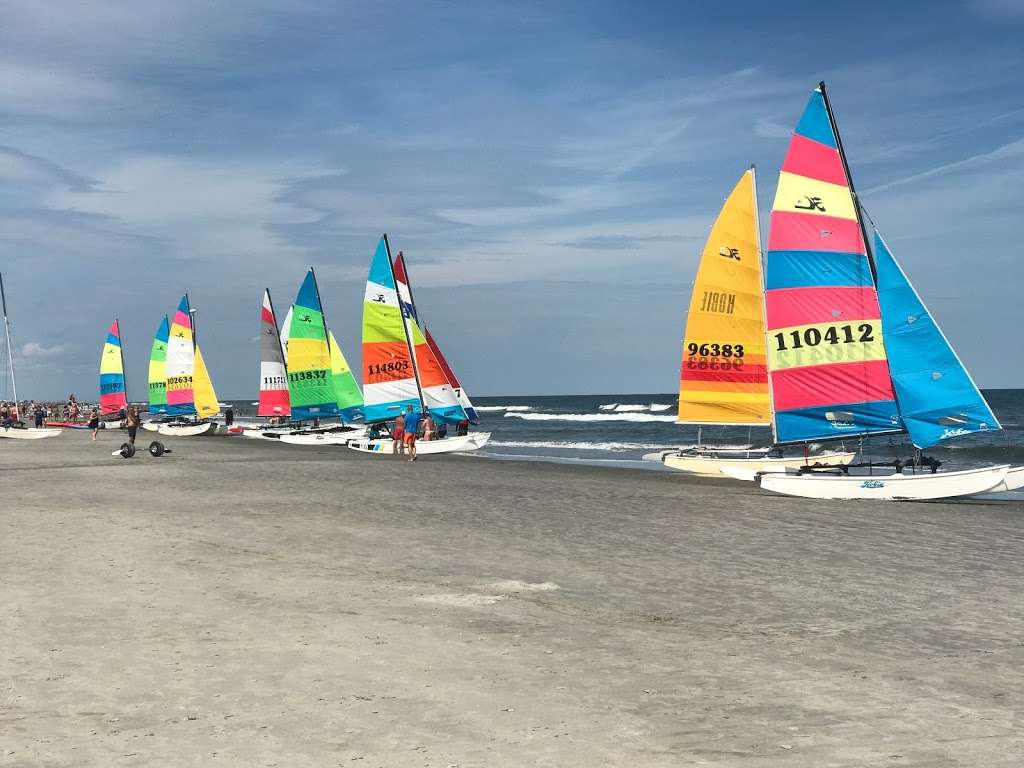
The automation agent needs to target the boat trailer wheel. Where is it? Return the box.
[119,442,136,459]
[149,441,170,457]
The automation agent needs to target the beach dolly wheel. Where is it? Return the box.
[148,441,170,457]
[119,442,136,459]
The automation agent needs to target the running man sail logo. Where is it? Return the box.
[718,245,741,261]
[794,196,826,212]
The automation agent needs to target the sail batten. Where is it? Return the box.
[873,230,999,448]
[678,168,770,426]
[99,319,128,415]
[765,86,902,443]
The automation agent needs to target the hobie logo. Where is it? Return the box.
[940,427,973,440]
[794,196,826,212]
[718,246,740,261]
[372,294,386,303]
[861,480,885,489]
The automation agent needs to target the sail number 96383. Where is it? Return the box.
[685,343,744,358]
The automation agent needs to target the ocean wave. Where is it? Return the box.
[649,403,672,412]
[504,412,677,423]
[489,439,678,452]
[476,405,532,412]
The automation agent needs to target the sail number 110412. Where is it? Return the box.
[774,322,874,351]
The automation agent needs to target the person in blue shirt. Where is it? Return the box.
[401,405,421,461]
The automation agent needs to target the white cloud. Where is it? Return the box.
[21,342,66,358]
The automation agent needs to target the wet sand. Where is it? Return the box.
[2,430,1023,766]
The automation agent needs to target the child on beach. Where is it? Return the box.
[392,412,405,455]
[126,406,141,445]
[88,409,100,440]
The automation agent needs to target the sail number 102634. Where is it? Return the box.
[774,323,874,351]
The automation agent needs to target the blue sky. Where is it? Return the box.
[1,0,1022,400]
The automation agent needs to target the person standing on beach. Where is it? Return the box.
[392,412,405,455]
[402,405,421,462]
[88,409,100,441]
[422,413,434,442]
[126,405,141,446]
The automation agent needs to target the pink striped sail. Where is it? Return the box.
[258,289,290,417]
[764,85,901,444]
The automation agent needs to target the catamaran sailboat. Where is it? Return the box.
[272,269,366,446]
[646,168,853,476]
[98,319,128,427]
[0,273,62,439]
[746,82,1021,500]
[158,294,226,436]
[348,236,489,455]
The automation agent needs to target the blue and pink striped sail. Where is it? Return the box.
[99,319,127,415]
[765,87,902,444]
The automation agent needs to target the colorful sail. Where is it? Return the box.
[678,169,770,426]
[873,230,999,448]
[148,316,170,414]
[192,344,219,419]
[258,289,290,417]
[280,305,293,366]
[361,236,421,422]
[328,330,364,421]
[99,319,128,416]
[165,295,196,415]
[287,269,339,419]
[392,252,467,424]
[764,86,901,444]
[425,327,478,423]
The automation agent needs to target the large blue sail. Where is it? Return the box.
[873,230,1000,448]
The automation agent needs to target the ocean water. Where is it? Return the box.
[229,390,1024,475]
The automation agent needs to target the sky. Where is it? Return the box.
[0,0,1022,400]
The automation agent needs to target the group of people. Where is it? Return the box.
[1,398,84,428]
[366,406,470,461]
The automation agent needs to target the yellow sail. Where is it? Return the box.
[192,345,220,419]
[678,168,771,425]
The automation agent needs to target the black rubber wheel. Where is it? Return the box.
[119,442,136,459]
[149,441,165,457]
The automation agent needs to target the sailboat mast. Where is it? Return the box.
[383,234,426,413]
[116,318,128,405]
[0,273,19,411]
[818,81,877,279]
[750,164,778,447]
[265,288,287,374]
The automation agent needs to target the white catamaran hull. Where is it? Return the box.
[348,432,488,455]
[157,421,215,437]
[654,449,856,478]
[240,426,299,440]
[0,426,62,439]
[758,465,1009,501]
[976,465,1024,495]
[278,426,368,446]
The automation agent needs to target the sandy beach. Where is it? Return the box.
[2,431,1023,767]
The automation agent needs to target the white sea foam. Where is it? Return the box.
[504,411,677,423]
[489,439,678,452]
[476,405,532,412]
[649,403,672,412]
[598,403,618,410]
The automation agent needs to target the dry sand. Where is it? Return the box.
[2,430,1023,766]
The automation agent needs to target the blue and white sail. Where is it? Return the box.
[873,230,1000,448]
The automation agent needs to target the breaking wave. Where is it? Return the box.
[476,405,532,412]
[504,412,677,423]
[488,439,677,452]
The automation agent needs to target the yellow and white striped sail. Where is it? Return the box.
[678,169,771,425]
